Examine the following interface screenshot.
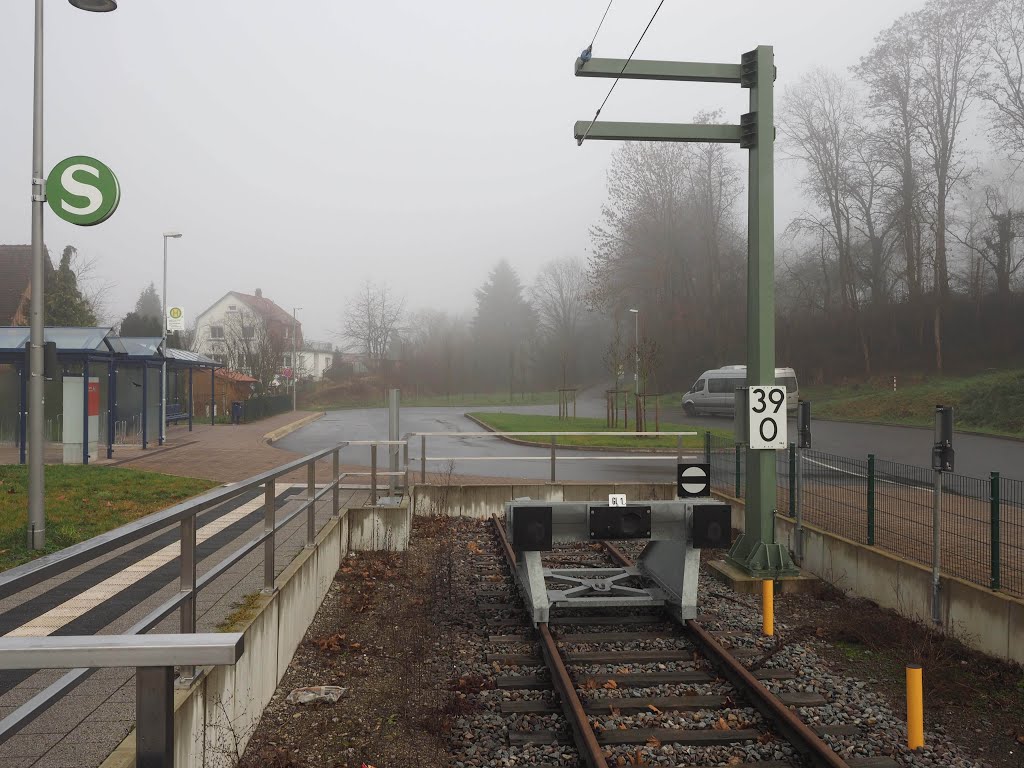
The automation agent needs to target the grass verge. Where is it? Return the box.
[467,412,730,450]
[802,369,1024,437]
[0,465,218,572]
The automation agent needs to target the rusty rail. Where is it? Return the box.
[601,541,850,768]
[491,516,609,768]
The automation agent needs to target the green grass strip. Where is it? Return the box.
[0,465,218,572]
[467,412,729,450]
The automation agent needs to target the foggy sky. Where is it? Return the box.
[0,1,923,342]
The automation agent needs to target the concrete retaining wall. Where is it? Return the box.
[774,513,1024,664]
[411,482,677,518]
[100,510,351,768]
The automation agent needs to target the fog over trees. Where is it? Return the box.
[337,0,1023,396]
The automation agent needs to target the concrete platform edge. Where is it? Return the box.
[262,411,325,444]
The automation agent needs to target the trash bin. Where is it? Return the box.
[231,401,243,425]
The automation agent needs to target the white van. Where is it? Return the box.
[682,365,798,416]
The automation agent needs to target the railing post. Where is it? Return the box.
[263,481,276,593]
[421,435,426,484]
[703,431,711,464]
[734,443,741,498]
[371,443,378,503]
[332,448,340,517]
[178,514,196,682]
[990,471,1000,591]
[676,434,683,464]
[136,666,174,768]
[550,436,556,483]
[795,443,804,562]
[788,443,796,517]
[867,454,875,546]
[306,462,316,548]
[931,469,942,625]
[402,440,409,492]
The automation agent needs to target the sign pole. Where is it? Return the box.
[28,0,46,549]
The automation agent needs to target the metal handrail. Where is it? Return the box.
[0,442,349,600]
[406,429,698,483]
[0,441,350,745]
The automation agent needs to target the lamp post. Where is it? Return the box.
[160,232,182,446]
[628,309,639,387]
[28,0,117,550]
[292,308,302,411]
[629,308,640,432]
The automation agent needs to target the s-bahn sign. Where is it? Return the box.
[46,156,120,226]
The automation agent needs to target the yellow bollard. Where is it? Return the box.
[761,579,774,636]
[906,664,924,749]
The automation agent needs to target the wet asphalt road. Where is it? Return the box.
[274,395,1024,484]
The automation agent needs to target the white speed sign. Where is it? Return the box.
[748,386,787,449]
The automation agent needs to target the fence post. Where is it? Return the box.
[734,443,741,498]
[371,443,378,503]
[788,443,796,517]
[263,481,276,593]
[178,514,196,682]
[332,448,340,517]
[550,436,556,483]
[703,431,711,464]
[867,454,875,546]
[306,462,316,548]
[990,471,1000,591]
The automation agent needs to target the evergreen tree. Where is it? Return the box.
[471,260,535,392]
[119,283,163,336]
[46,246,97,327]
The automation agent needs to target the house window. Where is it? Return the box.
[283,354,291,367]
[227,304,237,312]
[210,326,225,339]
[242,325,254,339]
[212,354,227,365]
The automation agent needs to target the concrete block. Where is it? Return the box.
[945,577,1011,660]
[462,485,513,519]
[348,502,412,551]
[706,558,818,595]
[413,483,465,517]
[512,484,563,503]
[1009,598,1024,663]
[561,484,596,502]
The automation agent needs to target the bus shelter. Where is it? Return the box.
[0,327,220,465]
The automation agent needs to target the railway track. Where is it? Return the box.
[452,515,903,768]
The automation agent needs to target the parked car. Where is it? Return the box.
[682,365,798,416]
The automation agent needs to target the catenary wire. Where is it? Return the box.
[577,0,668,146]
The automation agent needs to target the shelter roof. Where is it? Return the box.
[0,326,117,353]
[0,328,220,367]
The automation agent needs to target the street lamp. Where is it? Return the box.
[28,0,118,550]
[292,308,302,411]
[160,232,183,445]
[628,309,639,388]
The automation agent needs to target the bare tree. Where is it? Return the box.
[855,19,930,304]
[219,309,286,391]
[531,257,589,386]
[342,281,405,369]
[983,0,1024,160]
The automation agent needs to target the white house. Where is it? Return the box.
[194,289,300,369]
[286,341,334,380]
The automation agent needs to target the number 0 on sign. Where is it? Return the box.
[748,386,787,450]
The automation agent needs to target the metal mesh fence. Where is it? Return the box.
[702,429,1022,600]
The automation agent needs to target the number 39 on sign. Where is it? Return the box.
[748,386,787,450]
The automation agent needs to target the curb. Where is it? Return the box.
[263,412,326,444]
[463,413,698,455]
[813,414,1024,443]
